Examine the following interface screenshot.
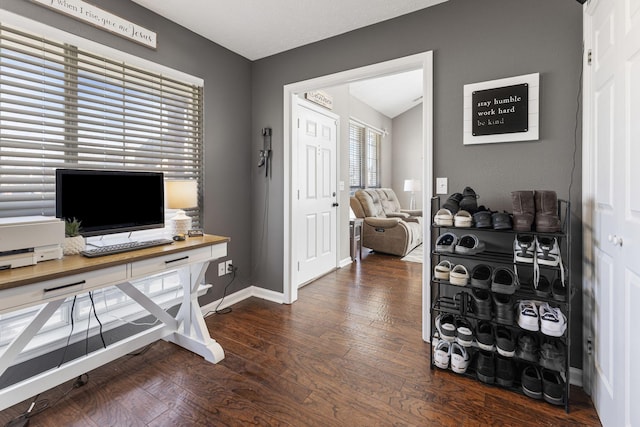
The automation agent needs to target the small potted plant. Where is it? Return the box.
[63,218,85,255]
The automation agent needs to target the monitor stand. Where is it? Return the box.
[86,234,137,248]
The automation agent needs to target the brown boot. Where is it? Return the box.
[534,190,561,232]
[511,191,535,231]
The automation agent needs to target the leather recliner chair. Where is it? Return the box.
[350,188,422,257]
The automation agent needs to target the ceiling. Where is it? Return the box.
[131,0,441,117]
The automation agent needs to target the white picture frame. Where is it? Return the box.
[463,73,539,145]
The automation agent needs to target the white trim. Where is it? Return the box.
[283,51,434,308]
[339,257,353,268]
[0,9,202,85]
[581,3,595,397]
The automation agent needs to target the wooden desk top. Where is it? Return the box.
[0,234,230,292]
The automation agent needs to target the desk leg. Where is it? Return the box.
[0,300,64,378]
[167,262,225,363]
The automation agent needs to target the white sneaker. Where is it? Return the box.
[434,340,451,369]
[539,303,567,337]
[517,300,539,332]
[435,313,456,342]
[535,236,561,266]
[450,342,471,374]
[514,234,536,263]
[454,210,473,227]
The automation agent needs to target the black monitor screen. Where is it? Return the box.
[56,169,165,237]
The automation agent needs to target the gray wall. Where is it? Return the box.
[0,0,253,301]
[251,0,583,365]
[392,104,424,209]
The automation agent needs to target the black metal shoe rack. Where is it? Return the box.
[429,196,572,413]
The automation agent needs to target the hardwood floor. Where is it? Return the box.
[1,251,601,426]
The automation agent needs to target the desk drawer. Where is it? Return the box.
[130,246,213,278]
[0,265,127,312]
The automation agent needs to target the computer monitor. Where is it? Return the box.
[55,168,165,237]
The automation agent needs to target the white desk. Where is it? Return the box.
[0,234,229,411]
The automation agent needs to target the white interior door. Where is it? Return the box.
[585,0,640,425]
[293,99,338,287]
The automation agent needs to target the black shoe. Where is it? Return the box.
[492,211,513,230]
[493,293,514,325]
[521,365,543,399]
[475,321,495,351]
[552,278,567,302]
[542,369,565,405]
[459,187,479,214]
[496,354,515,387]
[470,264,492,289]
[476,350,495,384]
[473,209,492,228]
[535,275,552,298]
[495,326,516,357]
[516,332,539,363]
[491,267,519,295]
[470,288,492,320]
[442,192,463,214]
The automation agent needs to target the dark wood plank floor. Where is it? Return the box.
[1,250,601,426]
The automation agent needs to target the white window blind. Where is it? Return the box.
[349,120,381,191]
[366,128,381,188]
[349,122,364,189]
[0,23,204,225]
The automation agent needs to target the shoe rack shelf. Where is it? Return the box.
[429,196,572,413]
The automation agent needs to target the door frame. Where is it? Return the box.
[581,0,595,397]
[282,51,434,342]
[292,97,340,288]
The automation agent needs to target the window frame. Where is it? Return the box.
[0,14,206,357]
[349,119,382,192]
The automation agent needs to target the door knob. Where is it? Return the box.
[608,234,623,247]
[332,202,339,207]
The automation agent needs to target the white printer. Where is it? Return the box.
[0,216,64,269]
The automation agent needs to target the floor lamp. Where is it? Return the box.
[404,179,421,210]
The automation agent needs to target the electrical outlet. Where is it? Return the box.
[218,262,226,276]
[436,177,448,195]
[225,260,233,273]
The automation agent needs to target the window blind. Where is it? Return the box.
[349,120,381,191]
[366,128,381,188]
[349,122,364,189]
[0,23,203,225]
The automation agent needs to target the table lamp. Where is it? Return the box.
[404,179,421,210]
[166,180,198,237]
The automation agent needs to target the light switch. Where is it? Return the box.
[436,177,448,194]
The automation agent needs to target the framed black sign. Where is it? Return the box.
[472,84,528,136]
[463,73,539,145]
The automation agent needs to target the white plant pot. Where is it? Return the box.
[63,235,85,255]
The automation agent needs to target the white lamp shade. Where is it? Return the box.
[166,180,198,209]
[404,179,421,192]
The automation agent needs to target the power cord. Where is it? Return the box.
[3,374,89,427]
[204,265,237,316]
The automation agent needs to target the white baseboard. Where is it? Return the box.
[201,285,285,316]
[570,367,583,387]
[339,257,353,268]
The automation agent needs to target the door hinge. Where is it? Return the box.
[587,49,592,66]
[587,336,593,355]
[297,189,300,200]
[297,261,300,271]
[297,118,300,128]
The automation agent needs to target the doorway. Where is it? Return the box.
[283,51,434,342]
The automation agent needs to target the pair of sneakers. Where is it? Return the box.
[434,340,471,373]
[433,209,473,227]
[435,232,486,254]
[514,235,562,266]
[517,300,567,337]
[435,313,474,347]
[521,365,565,405]
[514,234,566,297]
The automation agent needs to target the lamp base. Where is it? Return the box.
[170,211,192,237]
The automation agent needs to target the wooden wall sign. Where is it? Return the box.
[30,0,157,49]
[463,73,539,145]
